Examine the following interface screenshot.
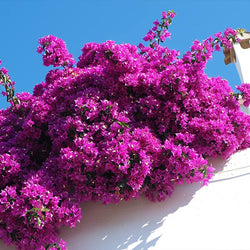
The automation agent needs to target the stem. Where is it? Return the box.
[0,70,20,109]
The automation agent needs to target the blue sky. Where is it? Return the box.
[1,0,249,109]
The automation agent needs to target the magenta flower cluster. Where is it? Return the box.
[37,35,75,67]
[1,11,250,250]
[143,10,175,46]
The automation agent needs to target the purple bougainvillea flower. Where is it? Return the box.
[0,10,249,250]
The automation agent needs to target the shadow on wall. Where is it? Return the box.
[59,181,203,250]
[0,180,203,250]
[60,156,235,250]
[0,155,235,250]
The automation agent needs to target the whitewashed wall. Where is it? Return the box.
[60,148,250,250]
[0,147,249,250]
[240,104,250,115]
[234,34,250,84]
[234,34,250,114]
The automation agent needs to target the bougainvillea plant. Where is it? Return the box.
[0,10,250,250]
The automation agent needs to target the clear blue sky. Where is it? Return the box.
[1,0,249,109]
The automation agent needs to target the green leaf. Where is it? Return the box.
[42,207,50,212]
[26,207,40,214]
[117,121,130,128]
[37,217,42,227]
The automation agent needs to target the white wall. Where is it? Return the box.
[234,36,250,115]
[1,148,249,250]
[60,148,250,250]
[234,42,250,84]
[240,104,250,115]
